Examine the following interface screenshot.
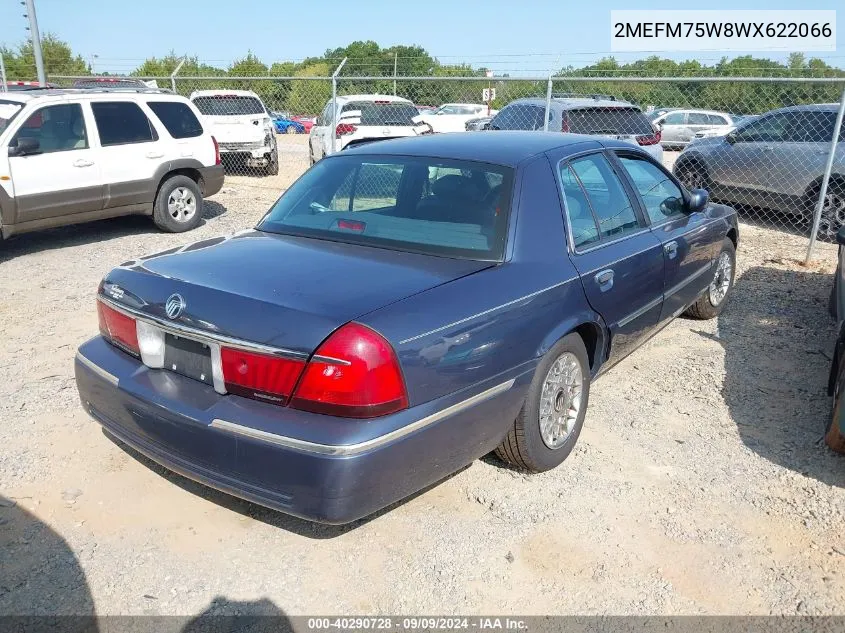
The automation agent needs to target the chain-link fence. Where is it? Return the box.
[48,73,845,260]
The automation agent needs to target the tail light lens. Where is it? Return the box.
[97,301,140,356]
[335,123,357,137]
[637,130,662,146]
[212,136,221,165]
[290,323,408,418]
[561,117,570,133]
[220,348,305,404]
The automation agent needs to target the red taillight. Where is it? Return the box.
[220,348,305,404]
[212,136,221,165]
[637,130,662,146]
[337,219,366,232]
[290,323,408,418]
[561,117,570,133]
[335,123,357,137]
[97,301,139,356]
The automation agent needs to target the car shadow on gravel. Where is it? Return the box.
[0,494,97,631]
[181,597,292,633]
[104,430,468,538]
[714,264,845,488]
[0,201,228,264]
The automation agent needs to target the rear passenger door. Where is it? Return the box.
[614,151,717,321]
[90,101,166,210]
[557,151,665,365]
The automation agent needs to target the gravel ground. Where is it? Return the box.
[1,134,844,617]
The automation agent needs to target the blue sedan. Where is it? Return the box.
[272,116,305,135]
[75,132,738,524]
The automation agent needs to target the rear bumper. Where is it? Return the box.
[199,165,224,198]
[75,337,529,524]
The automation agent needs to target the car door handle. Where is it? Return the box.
[145,152,165,159]
[73,159,94,167]
[665,241,678,259]
[594,269,614,292]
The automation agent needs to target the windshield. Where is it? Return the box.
[192,96,265,116]
[0,100,24,133]
[258,154,513,260]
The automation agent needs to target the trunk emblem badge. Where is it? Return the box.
[165,294,186,319]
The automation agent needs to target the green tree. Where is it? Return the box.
[286,62,331,116]
[2,34,89,81]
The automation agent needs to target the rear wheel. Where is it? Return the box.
[152,175,203,233]
[812,179,845,242]
[495,333,590,472]
[684,237,736,320]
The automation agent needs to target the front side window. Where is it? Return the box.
[91,102,158,146]
[733,113,790,143]
[564,153,640,242]
[11,103,88,153]
[147,101,203,139]
[687,112,711,125]
[662,111,686,125]
[258,155,513,260]
[617,155,686,224]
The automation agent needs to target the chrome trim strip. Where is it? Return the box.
[76,351,119,387]
[665,263,712,299]
[618,295,663,329]
[311,354,353,366]
[210,378,516,456]
[98,296,309,361]
[399,282,570,345]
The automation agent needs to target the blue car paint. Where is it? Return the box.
[75,131,738,524]
[272,118,305,134]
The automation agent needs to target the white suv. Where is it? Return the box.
[190,90,278,175]
[309,95,429,163]
[0,88,224,238]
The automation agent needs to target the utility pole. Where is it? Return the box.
[89,54,98,75]
[22,0,46,86]
[393,52,398,96]
[0,53,8,92]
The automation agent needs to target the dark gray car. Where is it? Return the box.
[673,104,845,239]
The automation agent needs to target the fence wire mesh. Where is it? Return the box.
[46,74,845,259]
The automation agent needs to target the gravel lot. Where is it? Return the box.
[1,134,844,618]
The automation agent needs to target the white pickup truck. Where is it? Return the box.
[190,89,278,175]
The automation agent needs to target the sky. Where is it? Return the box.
[0,0,842,75]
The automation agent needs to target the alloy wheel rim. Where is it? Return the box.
[819,191,845,240]
[709,251,733,306]
[539,352,583,449]
[168,187,197,222]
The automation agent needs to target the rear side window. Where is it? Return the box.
[91,102,158,146]
[567,107,654,136]
[342,101,419,126]
[147,101,203,138]
[563,153,640,244]
[192,96,265,116]
[687,112,711,125]
[259,155,513,260]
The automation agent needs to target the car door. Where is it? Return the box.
[657,111,687,146]
[89,100,169,210]
[614,151,718,321]
[310,102,333,160]
[7,102,103,224]
[557,151,665,365]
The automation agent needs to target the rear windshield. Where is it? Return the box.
[342,101,419,126]
[568,107,654,136]
[258,154,513,260]
[0,100,24,133]
[192,96,265,116]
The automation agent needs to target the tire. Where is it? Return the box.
[152,175,203,233]
[266,147,279,176]
[826,374,845,454]
[684,237,736,320]
[494,333,591,472]
[675,160,709,192]
[811,179,845,242]
[286,125,298,135]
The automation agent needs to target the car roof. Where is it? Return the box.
[769,103,841,114]
[336,94,413,104]
[190,89,260,98]
[338,131,633,167]
[0,88,183,104]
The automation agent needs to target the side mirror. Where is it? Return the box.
[725,132,737,145]
[686,188,709,213]
[836,226,845,247]
[9,137,39,157]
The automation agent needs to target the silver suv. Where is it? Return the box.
[673,104,845,239]
[487,96,663,161]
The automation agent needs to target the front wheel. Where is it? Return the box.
[684,237,736,320]
[675,161,709,192]
[266,147,279,176]
[813,180,845,242]
[494,333,590,472]
[827,369,845,453]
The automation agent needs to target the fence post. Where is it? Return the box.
[0,53,7,92]
[170,57,186,94]
[330,57,347,157]
[805,86,845,263]
[543,74,553,132]
[393,52,397,96]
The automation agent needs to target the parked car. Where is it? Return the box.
[465,116,492,131]
[75,132,737,524]
[309,94,430,163]
[416,105,437,115]
[488,97,664,162]
[827,226,845,453]
[650,109,740,148]
[292,115,315,134]
[0,88,223,239]
[413,103,494,133]
[190,89,278,175]
[648,107,681,121]
[673,104,845,240]
[271,112,305,135]
[691,115,759,142]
